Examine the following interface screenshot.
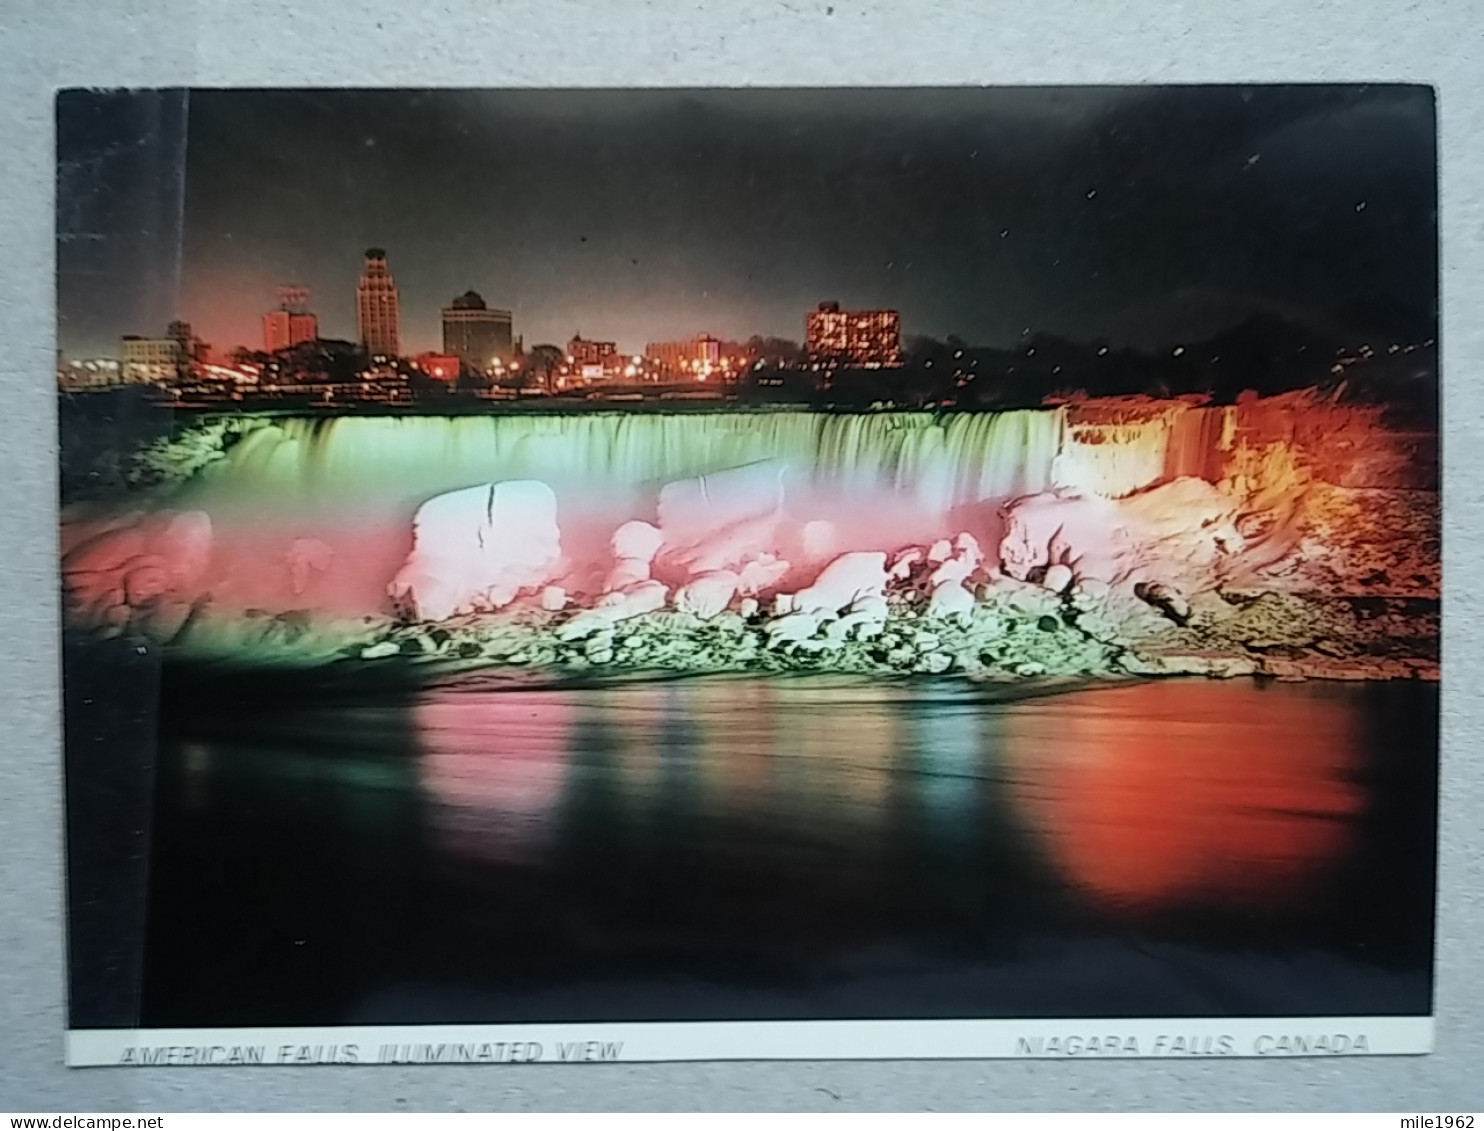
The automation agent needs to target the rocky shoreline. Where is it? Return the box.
[130,574,1436,687]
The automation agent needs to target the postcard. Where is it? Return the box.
[56,86,1438,1065]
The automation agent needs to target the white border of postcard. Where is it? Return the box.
[70,1016,1433,1066]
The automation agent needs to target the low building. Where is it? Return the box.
[263,291,319,354]
[567,334,618,368]
[263,310,319,353]
[120,335,187,384]
[805,301,902,367]
[644,333,722,379]
[58,359,122,391]
[414,353,463,382]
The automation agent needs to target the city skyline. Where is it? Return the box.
[57,86,1437,359]
[52,85,1442,1061]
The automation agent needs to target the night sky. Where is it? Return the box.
[56,86,1437,359]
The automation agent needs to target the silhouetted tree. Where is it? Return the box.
[523,344,565,391]
[746,336,805,366]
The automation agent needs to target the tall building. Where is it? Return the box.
[263,285,319,353]
[805,301,902,367]
[441,290,513,371]
[644,333,722,377]
[356,248,401,359]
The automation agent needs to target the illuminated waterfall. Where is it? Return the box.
[195,410,1068,513]
[1056,415,1173,499]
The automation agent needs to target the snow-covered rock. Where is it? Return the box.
[63,528,149,578]
[786,551,888,615]
[389,480,562,622]
[603,520,663,592]
[122,556,171,605]
[660,511,784,577]
[611,520,664,563]
[823,592,890,643]
[1042,563,1074,594]
[953,532,983,566]
[999,477,1242,590]
[655,462,788,578]
[287,538,333,595]
[656,461,786,543]
[765,610,829,650]
[597,579,668,615]
[558,580,669,641]
[674,569,739,620]
[735,553,790,596]
[154,512,215,590]
[927,580,975,623]
[61,509,215,634]
[888,547,923,580]
[800,520,837,564]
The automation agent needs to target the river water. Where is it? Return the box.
[129,672,1435,1027]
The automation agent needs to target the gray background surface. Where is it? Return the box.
[2,0,1480,1112]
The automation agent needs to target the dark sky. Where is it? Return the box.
[56,86,1437,358]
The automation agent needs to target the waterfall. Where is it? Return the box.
[192,410,1068,514]
[1164,406,1229,483]
[1057,417,1171,499]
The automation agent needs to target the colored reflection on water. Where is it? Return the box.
[415,686,575,866]
[413,676,1367,916]
[139,672,1434,1026]
[1003,681,1365,910]
[414,677,914,887]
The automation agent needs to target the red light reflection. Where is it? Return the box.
[1005,681,1365,911]
[414,688,574,866]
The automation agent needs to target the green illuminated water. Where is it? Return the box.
[191,410,1067,512]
